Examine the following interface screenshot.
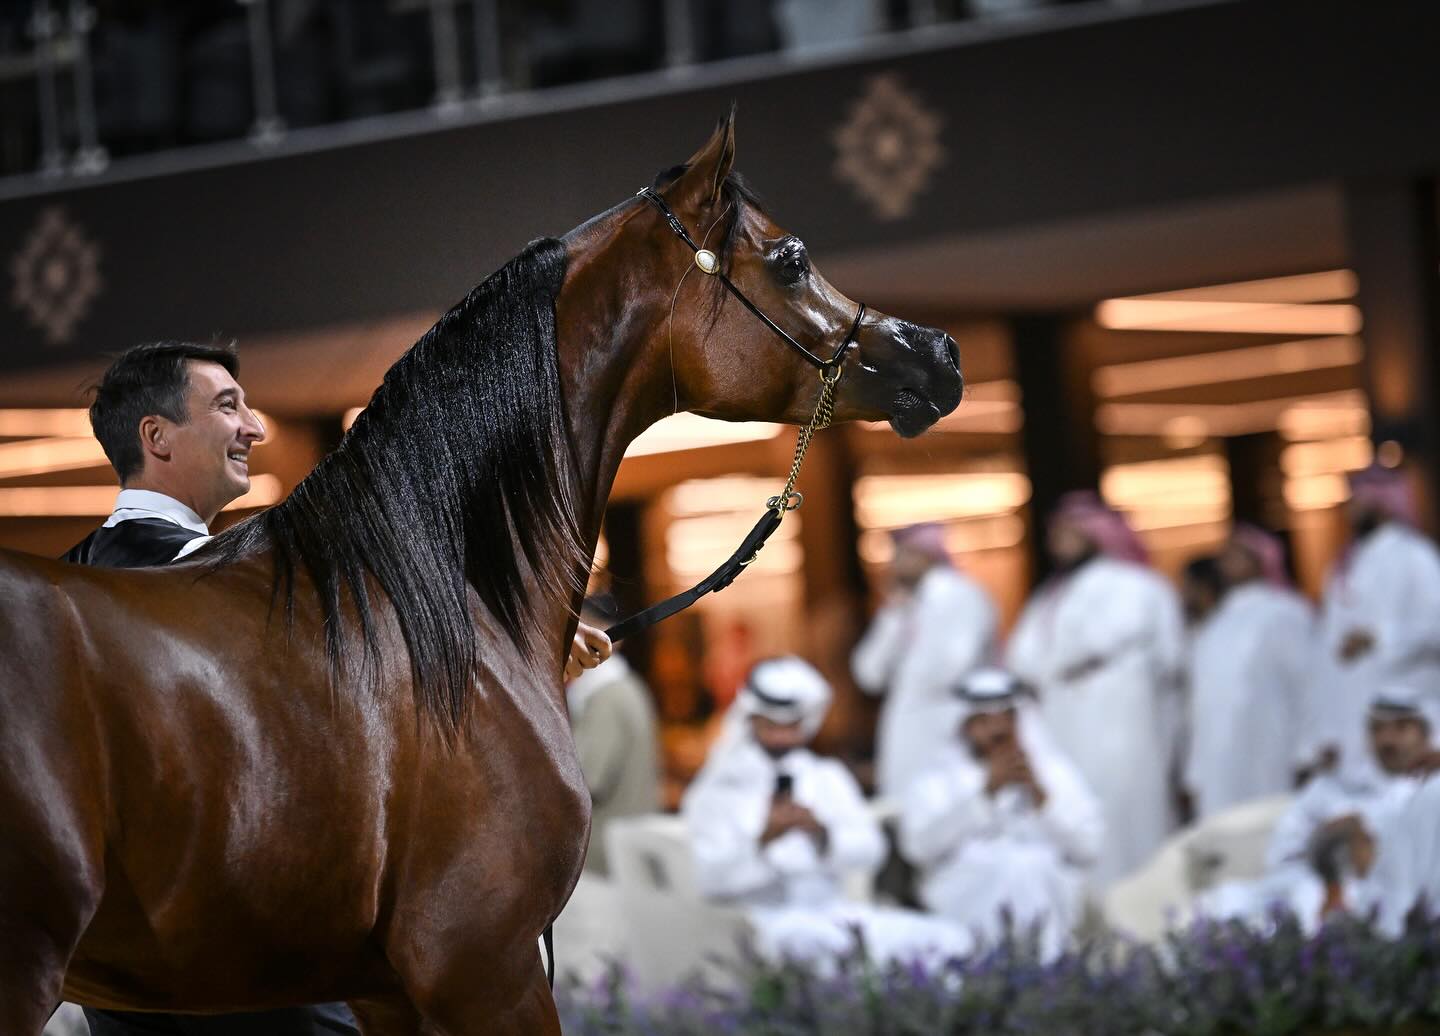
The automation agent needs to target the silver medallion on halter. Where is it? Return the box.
[694,249,719,274]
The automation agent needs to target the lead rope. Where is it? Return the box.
[602,364,842,645]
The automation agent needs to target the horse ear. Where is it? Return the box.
[675,107,737,212]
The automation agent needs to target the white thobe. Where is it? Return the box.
[898,713,1104,960]
[681,740,970,966]
[1370,774,1440,936]
[852,565,998,798]
[1198,766,1419,931]
[1185,582,1314,820]
[1308,524,1440,770]
[1006,557,1185,886]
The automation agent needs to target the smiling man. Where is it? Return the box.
[61,341,366,1035]
[65,340,265,567]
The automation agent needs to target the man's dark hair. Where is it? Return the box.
[89,341,239,482]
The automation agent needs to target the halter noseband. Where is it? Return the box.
[637,186,866,377]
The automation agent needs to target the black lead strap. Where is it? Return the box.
[600,187,867,647]
[604,507,784,644]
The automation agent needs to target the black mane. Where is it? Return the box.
[209,237,585,731]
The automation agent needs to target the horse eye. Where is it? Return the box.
[774,247,809,286]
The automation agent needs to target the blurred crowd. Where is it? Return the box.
[567,462,1440,966]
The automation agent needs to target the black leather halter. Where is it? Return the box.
[637,186,866,376]
[601,189,866,647]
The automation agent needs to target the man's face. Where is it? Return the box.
[751,714,809,758]
[1369,713,1429,774]
[962,707,1018,760]
[159,360,265,517]
[890,544,933,589]
[1047,518,1090,566]
[1217,540,1259,587]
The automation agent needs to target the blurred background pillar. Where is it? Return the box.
[601,500,654,677]
[795,427,870,759]
[1012,313,1101,582]
[1224,432,1285,529]
[1344,177,1440,532]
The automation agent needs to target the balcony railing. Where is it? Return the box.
[0,0,1145,185]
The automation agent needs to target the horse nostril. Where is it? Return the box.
[945,336,960,373]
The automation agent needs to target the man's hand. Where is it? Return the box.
[761,799,827,850]
[565,621,612,680]
[1313,813,1377,878]
[1339,628,1376,663]
[984,749,1027,796]
[1060,655,1105,683]
[986,749,1047,807]
[1412,749,1440,777]
[1294,745,1341,786]
[1014,754,1048,809]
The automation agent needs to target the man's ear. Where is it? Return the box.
[668,107,737,215]
[138,415,172,463]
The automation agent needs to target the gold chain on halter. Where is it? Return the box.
[758,363,842,534]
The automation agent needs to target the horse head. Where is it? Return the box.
[627,111,964,439]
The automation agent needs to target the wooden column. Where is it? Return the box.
[599,499,653,675]
[1011,313,1101,583]
[795,427,873,761]
[1344,177,1440,530]
[1224,431,1287,529]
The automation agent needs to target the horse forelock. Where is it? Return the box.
[209,237,587,732]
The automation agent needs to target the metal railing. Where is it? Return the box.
[0,0,1136,184]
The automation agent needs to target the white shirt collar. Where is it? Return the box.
[103,488,210,536]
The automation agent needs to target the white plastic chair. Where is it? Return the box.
[1102,794,1292,943]
[604,814,752,991]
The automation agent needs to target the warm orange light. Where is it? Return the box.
[0,436,109,478]
[626,414,781,458]
[1277,396,1371,441]
[1097,390,1368,439]
[1135,270,1357,305]
[858,515,1025,561]
[1092,337,1361,398]
[0,474,283,518]
[0,408,93,437]
[854,472,1032,528]
[1284,473,1349,511]
[1101,456,1230,532]
[1279,437,1373,478]
[1094,300,1362,335]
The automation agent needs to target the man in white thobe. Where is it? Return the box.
[1305,464,1440,775]
[1199,687,1435,931]
[1007,492,1185,886]
[567,595,662,876]
[1184,524,1314,819]
[899,669,1104,960]
[852,523,998,799]
[1370,763,1440,936]
[681,657,970,967]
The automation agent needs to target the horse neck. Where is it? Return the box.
[551,211,676,617]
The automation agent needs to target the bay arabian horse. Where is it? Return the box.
[0,113,962,1033]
